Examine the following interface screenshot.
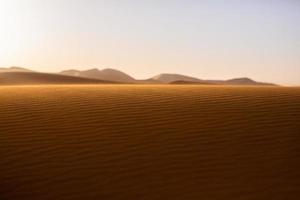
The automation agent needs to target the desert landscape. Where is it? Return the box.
[1,84,300,199]
[1,0,300,199]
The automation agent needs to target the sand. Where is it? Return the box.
[0,72,112,85]
[0,85,299,200]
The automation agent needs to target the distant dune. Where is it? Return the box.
[152,73,204,83]
[0,72,113,85]
[0,85,299,199]
[0,66,276,85]
[59,67,276,85]
[154,73,275,86]
[60,68,136,83]
[170,78,276,86]
[170,80,216,85]
[210,77,277,86]
[0,66,33,73]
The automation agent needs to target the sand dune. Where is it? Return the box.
[152,73,203,83]
[212,77,276,86]
[170,80,216,85]
[0,66,276,85]
[0,66,33,73]
[0,72,114,85]
[154,74,275,85]
[60,68,136,83]
[0,85,299,199]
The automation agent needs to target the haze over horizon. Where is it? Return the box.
[0,0,299,85]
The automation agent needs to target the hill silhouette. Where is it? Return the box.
[152,73,203,83]
[0,66,33,73]
[0,67,276,86]
[60,68,136,83]
[0,72,113,85]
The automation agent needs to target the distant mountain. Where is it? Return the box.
[0,72,113,85]
[151,73,203,83]
[0,66,33,73]
[151,73,275,86]
[224,78,275,85]
[169,77,276,86]
[60,68,136,83]
[204,77,276,86]
[0,66,276,86]
[135,78,162,84]
[169,80,215,85]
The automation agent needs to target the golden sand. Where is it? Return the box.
[1,85,299,199]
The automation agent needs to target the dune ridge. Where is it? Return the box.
[0,66,276,85]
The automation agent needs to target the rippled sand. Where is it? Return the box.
[1,85,299,200]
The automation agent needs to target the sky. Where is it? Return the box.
[0,0,299,85]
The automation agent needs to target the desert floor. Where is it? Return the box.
[0,85,300,200]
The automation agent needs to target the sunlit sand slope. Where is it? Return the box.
[0,85,299,200]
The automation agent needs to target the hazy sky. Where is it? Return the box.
[0,0,299,85]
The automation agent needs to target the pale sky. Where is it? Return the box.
[0,0,299,85]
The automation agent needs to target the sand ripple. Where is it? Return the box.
[0,85,300,199]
